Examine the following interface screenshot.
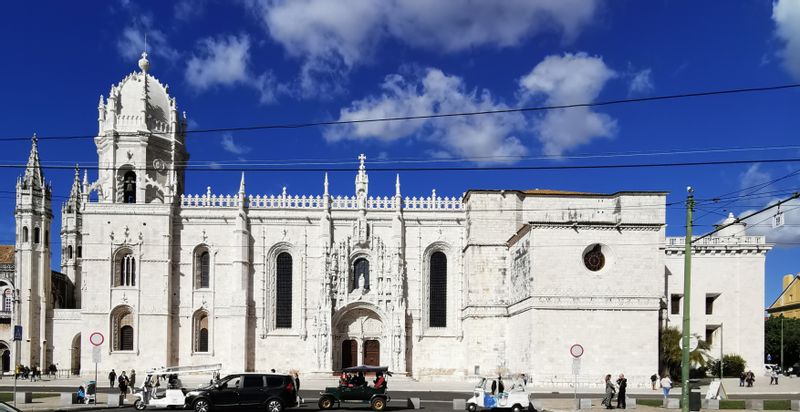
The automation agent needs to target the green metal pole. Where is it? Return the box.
[781,315,784,373]
[681,189,694,412]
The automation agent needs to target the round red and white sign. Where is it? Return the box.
[89,332,104,346]
[570,344,584,358]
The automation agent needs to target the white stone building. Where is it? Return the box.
[8,54,770,384]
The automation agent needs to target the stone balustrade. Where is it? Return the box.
[179,192,464,211]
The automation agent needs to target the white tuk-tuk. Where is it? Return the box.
[133,364,222,410]
[466,376,534,412]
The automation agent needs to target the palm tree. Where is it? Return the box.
[660,326,711,379]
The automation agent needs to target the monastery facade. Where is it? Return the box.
[4,54,771,385]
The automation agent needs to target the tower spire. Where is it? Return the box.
[23,133,45,190]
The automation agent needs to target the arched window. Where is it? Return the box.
[22,227,28,243]
[429,251,447,327]
[275,252,292,329]
[194,311,209,352]
[67,246,73,260]
[34,228,40,244]
[114,249,136,287]
[195,249,210,289]
[123,171,136,203]
[3,289,12,313]
[352,258,370,291]
[111,306,134,351]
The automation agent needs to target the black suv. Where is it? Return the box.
[184,373,298,412]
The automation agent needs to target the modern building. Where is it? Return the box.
[8,53,771,385]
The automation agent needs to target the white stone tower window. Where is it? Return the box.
[275,252,292,329]
[114,248,136,287]
[22,227,28,243]
[67,245,73,260]
[111,306,135,351]
[194,310,209,353]
[122,171,136,203]
[3,289,12,313]
[429,251,447,327]
[34,227,40,244]
[195,248,210,289]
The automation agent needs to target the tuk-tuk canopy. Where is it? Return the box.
[342,365,393,376]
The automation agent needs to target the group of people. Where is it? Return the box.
[11,364,57,381]
[338,371,386,389]
[739,370,756,387]
[108,369,137,396]
[649,373,673,400]
[601,374,628,409]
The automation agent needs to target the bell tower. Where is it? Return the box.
[94,52,188,204]
[15,134,53,367]
[60,166,82,308]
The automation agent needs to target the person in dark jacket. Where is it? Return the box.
[616,374,627,409]
[109,369,117,388]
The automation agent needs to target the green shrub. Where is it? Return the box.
[720,400,746,409]
[638,399,663,407]
[709,354,746,378]
[764,400,791,410]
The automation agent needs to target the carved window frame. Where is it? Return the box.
[110,305,136,352]
[193,245,212,290]
[193,309,211,353]
[265,242,299,335]
[421,242,457,336]
[113,247,137,288]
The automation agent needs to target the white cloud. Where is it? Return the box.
[174,0,205,22]
[245,0,600,97]
[744,198,800,247]
[220,134,251,155]
[628,68,654,95]
[740,164,772,191]
[773,0,800,80]
[518,52,617,155]
[185,34,277,103]
[325,69,527,161]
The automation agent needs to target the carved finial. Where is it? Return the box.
[239,172,246,194]
[282,186,287,197]
[32,133,38,144]
[138,51,150,73]
[98,95,104,108]
[74,164,80,179]
[358,153,366,171]
[324,173,329,195]
[395,174,401,197]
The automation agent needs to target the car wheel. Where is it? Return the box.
[318,396,336,410]
[512,404,523,412]
[267,399,284,412]
[134,400,146,411]
[467,403,478,412]
[371,397,386,411]
[194,399,211,412]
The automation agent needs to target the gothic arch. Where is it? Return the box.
[193,309,211,353]
[193,244,213,289]
[265,242,297,333]
[332,302,387,370]
[421,241,453,331]
[348,252,373,291]
[70,333,81,375]
[0,340,10,373]
[110,305,135,352]
[113,247,136,287]
[117,165,137,204]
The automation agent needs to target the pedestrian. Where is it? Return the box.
[746,370,755,387]
[118,371,129,397]
[650,373,657,390]
[616,374,627,409]
[130,370,136,391]
[109,369,117,388]
[601,374,615,409]
[739,371,745,387]
[660,374,672,400]
[491,379,497,395]
[522,373,528,387]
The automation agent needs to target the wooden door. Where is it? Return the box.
[342,340,357,368]
[363,340,380,366]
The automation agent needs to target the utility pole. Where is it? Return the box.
[681,187,694,412]
[781,315,785,373]
[720,323,724,380]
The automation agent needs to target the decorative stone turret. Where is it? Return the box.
[60,166,82,307]
[15,134,53,367]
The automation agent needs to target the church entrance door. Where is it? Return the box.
[363,340,379,366]
[342,340,357,368]
[0,343,9,372]
[70,333,81,375]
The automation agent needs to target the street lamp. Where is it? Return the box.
[13,288,21,407]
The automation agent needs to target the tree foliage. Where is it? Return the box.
[765,316,800,369]
[709,354,746,378]
[660,326,711,380]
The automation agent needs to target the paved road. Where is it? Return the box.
[2,385,800,401]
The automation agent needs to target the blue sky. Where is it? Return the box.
[1,0,800,306]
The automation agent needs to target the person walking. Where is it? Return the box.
[616,374,627,409]
[746,370,755,387]
[522,373,528,387]
[660,374,672,400]
[109,369,117,388]
[601,374,616,409]
[739,371,745,387]
[130,370,137,391]
[118,371,129,397]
